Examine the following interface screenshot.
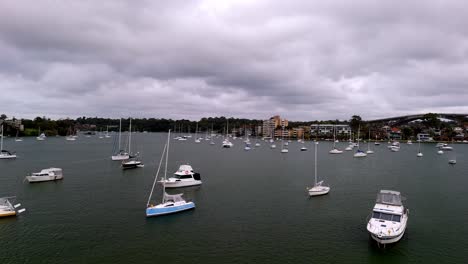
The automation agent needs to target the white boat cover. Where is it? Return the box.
[376,190,402,206]
[163,193,185,203]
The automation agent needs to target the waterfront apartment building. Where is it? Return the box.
[310,124,350,135]
[292,127,305,139]
[262,115,288,137]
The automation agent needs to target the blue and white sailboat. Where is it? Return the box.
[146,130,195,217]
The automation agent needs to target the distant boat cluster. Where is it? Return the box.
[1,119,460,247]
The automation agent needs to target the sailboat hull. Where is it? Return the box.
[112,155,130,161]
[146,202,195,217]
[308,186,330,196]
[0,154,17,159]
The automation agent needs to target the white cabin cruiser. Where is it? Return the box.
[26,168,63,183]
[367,190,408,245]
[440,144,453,151]
[222,139,233,148]
[159,165,202,188]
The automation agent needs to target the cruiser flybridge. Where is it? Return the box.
[367,190,409,245]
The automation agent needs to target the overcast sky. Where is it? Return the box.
[1,0,468,121]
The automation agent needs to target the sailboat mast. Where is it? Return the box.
[1,125,3,150]
[146,143,167,207]
[128,118,132,154]
[118,118,122,151]
[162,129,170,203]
[333,125,336,148]
[314,141,318,185]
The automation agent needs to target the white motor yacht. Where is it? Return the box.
[222,139,233,148]
[440,144,453,151]
[367,190,408,245]
[26,168,63,183]
[390,146,400,152]
[159,165,202,188]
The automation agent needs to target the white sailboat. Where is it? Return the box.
[122,118,143,169]
[65,126,76,141]
[300,132,307,151]
[280,126,288,153]
[36,128,46,141]
[308,142,330,196]
[146,130,195,217]
[353,125,367,158]
[417,140,423,157]
[366,129,374,154]
[111,118,130,160]
[209,124,215,145]
[105,126,111,138]
[14,130,23,142]
[0,125,17,159]
[194,122,201,143]
[222,120,233,148]
[329,125,343,154]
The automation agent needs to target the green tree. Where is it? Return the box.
[350,115,362,133]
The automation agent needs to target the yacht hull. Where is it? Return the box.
[0,154,17,159]
[161,180,202,188]
[369,229,405,245]
[27,175,63,183]
[146,202,195,217]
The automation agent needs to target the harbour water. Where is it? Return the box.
[1,134,467,263]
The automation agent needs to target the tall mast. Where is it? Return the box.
[357,124,361,148]
[314,141,318,185]
[1,125,3,150]
[128,118,132,154]
[147,143,167,207]
[118,118,122,151]
[162,129,171,203]
[333,125,336,148]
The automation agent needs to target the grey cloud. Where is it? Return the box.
[1,0,468,121]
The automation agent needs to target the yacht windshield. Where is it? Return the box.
[372,211,401,222]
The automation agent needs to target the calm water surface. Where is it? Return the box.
[1,134,467,263]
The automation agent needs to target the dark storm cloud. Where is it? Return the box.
[1,0,468,121]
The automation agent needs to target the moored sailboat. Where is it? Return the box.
[0,125,16,159]
[308,142,330,196]
[146,130,195,217]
